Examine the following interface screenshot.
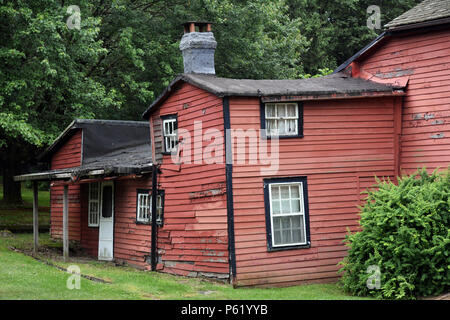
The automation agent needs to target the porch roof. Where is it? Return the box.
[14,144,153,182]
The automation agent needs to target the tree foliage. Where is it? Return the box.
[339,169,450,299]
[0,0,422,202]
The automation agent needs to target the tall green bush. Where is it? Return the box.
[339,169,450,299]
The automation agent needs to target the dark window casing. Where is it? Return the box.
[260,101,304,139]
[161,114,178,154]
[263,176,311,252]
[135,189,165,227]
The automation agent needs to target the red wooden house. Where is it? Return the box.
[15,1,450,287]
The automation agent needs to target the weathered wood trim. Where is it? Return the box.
[32,181,39,253]
[63,184,69,261]
[223,96,237,283]
[150,166,158,271]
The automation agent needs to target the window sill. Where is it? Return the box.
[261,134,304,140]
[136,220,151,225]
[135,220,163,227]
[267,242,310,252]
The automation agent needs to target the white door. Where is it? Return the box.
[98,181,114,261]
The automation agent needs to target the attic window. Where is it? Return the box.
[162,115,178,153]
[262,103,303,138]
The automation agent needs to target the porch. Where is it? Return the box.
[14,163,155,263]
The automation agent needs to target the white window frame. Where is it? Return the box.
[265,103,299,137]
[136,190,163,225]
[268,182,307,247]
[162,117,178,153]
[88,182,100,227]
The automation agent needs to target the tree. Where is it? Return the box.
[0,0,181,203]
[286,0,422,75]
[177,0,309,79]
[0,0,422,204]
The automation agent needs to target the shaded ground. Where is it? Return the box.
[0,184,50,231]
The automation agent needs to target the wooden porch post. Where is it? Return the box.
[32,181,39,254]
[63,184,69,261]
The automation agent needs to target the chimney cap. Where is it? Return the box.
[182,21,213,33]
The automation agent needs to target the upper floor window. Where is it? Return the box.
[262,103,302,138]
[162,115,178,153]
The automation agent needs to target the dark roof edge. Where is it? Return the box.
[334,31,389,74]
[14,164,154,182]
[37,120,78,161]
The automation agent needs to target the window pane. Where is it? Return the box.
[272,200,281,214]
[291,199,300,212]
[277,105,286,117]
[291,185,300,198]
[273,215,306,246]
[280,186,290,199]
[287,119,297,133]
[90,183,99,200]
[102,186,113,218]
[90,202,98,214]
[266,104,276,117]
[286,104,296,117]
[278,120,285,134]
[281,200,291,213]
[274,230,281,245]
[271,186,280,199]
[292,215,305,243]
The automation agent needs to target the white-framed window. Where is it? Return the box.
[264,103,299,137]
[136,189,164,225]
[88,182,100,227]
[162,117,178,153]
[265,179,309,248]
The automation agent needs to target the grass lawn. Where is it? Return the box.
[0,183,50,230]
[0,233,372,300]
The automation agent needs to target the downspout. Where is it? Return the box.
[150,164,159,271]
[393,95,404,181]
[223,96,237,285]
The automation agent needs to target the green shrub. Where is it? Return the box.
[339,168,450,299]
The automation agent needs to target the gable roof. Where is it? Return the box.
[39,119,150,161]
[16,119,153,181]
[142,72,401,118]
[385,0,450,29]
[335,0,450,74]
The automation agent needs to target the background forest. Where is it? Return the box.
[0,0,421,203]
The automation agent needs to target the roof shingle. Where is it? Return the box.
[385,0,450,29]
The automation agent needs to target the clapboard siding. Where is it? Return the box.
[228,96,396,287]
[113,177,153,268]
[79,183,98,257]
[150,82,229,279]
[50,129,82,241]
[358,27,450,173]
